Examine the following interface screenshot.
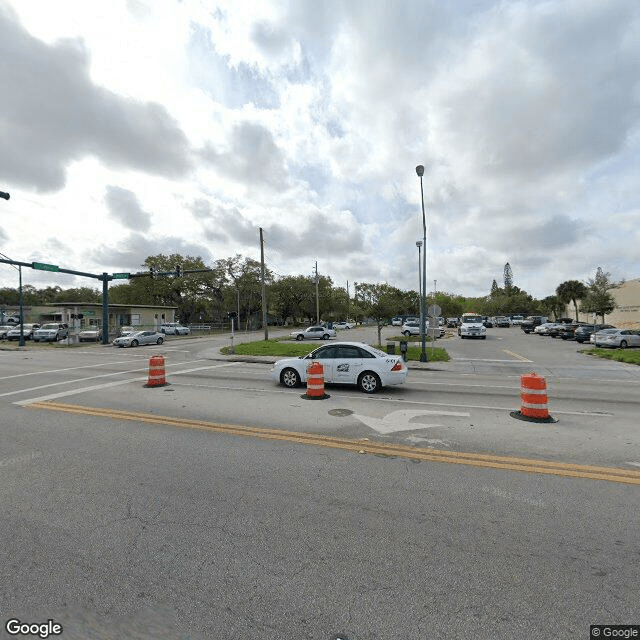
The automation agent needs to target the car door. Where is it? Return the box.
[332,345,367,384]
[307,326,324,339]
[304,345,337,382]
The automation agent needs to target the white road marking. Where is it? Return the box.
[0,359,210,398]
[354,409,471,434]
[13,363,239,405]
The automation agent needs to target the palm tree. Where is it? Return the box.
[556,280,588,321]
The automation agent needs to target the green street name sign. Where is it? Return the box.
[112,273,130,280]
[32,262,59,272]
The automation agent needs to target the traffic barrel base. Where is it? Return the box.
[303,361,330,400]
[145,355,169,388]
[510,373,556,423]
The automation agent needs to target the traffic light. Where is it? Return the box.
[150,267,157,279]
[175,264,182,277]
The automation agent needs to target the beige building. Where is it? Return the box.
[2,303,177,332]
[569,277,640,328]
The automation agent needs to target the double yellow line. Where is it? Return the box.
[29,401,640,485]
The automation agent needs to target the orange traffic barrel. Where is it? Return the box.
[510,373,556,423]
[305,361,328,399]
[145,355,168,388]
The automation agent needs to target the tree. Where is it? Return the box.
[503,263,513,293]
[540,295,565,320]
[580,267,617,322]
[555,280,588,321]
[356,282,404,345]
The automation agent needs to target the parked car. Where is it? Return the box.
[590,328,621,345]
[534,322,558,335]
[574,324,615,343]
[160,322,191,335]
[333,321,354,330]
[521,316,548,333]
[391,316,403,326]
[0,325,14,339]
[593,329,640,349]
[113,330,164,347]
[118,326,136,337]
[401,321,420,336]
[546,319,575,338]
[559,322,588,340]
[290,326,336,341]
[6,324,40,340]
[494,316,511,328]
[78,327,103,342]
[271,341,408,394]
[511,315,524,325]
[33,323,69,342]
[483,317,494,328]
[446,317,459,328]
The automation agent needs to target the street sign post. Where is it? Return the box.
[112,273,130,280]
[32,262,59,272]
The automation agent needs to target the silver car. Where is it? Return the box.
[33,323,69,342]
[594,329,640,349]
[113,330,164,348]
[289,326,336,341]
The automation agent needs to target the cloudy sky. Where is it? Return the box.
[1,0,639,299]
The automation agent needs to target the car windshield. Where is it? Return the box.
[40,324,59,330]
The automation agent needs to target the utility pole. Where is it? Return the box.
[315,261,320,324]
[260,227,268,340]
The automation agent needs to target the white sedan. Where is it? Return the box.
[271,341,408,394]
[333,321,354,330]
[593,329,638,348]
[113,330,164,347]
[289,326,336,341]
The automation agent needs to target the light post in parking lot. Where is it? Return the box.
[416,240,423,336]
[415,166,427,362]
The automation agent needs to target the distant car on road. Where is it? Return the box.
[33,323,69,342]
[271,341,408,394]
[290,326,336,341]
[333,321,354,330]
[113,330,164,348]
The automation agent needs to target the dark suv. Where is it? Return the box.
[574,324,615,344]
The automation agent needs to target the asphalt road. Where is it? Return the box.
[1,328,639,639]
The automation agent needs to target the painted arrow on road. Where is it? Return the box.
[353,409,471,435]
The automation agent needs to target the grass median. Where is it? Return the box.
[221,338,450,362]
[582,347,640,365]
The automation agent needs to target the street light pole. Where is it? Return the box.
[416,240,423,333]
[416,165,428,362]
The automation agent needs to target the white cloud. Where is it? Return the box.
[1,0,639,301]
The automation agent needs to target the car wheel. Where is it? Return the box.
[620,340,628,349]
[131,339,139,347]
[280,367,301,388]
[403,331,411,337]
[156,337,164,345]
[322,334,330,340]
[358,371,381,394]
[296,334,304,341]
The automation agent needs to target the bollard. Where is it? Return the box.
[145,355,168,388]
[305,361,328,399]
[510,373,556,423]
